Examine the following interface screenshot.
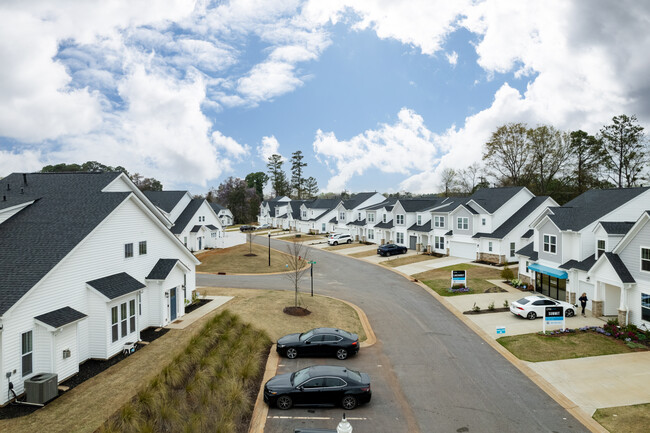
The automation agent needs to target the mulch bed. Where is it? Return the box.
[0,327,169,420]
[463,307,510,315]
[283,306,311,316]
[184,298,211,314]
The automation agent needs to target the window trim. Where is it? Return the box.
[597,239,606,258]
[396,214,404,225]
[434,215,445,228]
[22,331,33,377]
[482,218,486,226]
[641,246,650,273]
[417,215,422,226]
[642,293,650,321]
[396,232,404,244]
[339,211,345,221]
[111,306,119,342]
[129,299,136,333]
[488,241,493,252]
[510,242,516,257]
[139,241,147,255]
[543,234,557,254]
[434,236,445,250]
[367,213,375,223]
[456,217,468,230]
[382,214,387,223]
[124,243,133,258]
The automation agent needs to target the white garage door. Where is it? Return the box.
[449,241,476,260]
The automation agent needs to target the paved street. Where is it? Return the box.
[198,237,591,432]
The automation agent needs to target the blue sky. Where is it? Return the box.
[1,1,648,195]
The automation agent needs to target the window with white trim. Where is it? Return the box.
[434,216,445,228]
[457,217,468,230]
[368,229,374,240]
[510,242,516,257]
[543,235,557,254]
[396,214,404,225]
[129,299,136,333]
[597,240,605,258]
[482,218,486,226]
[302,210,307,218]
[22,331,33,377]
[417,215,422,226]
[642,293,650,321]
[382,214,387,223]
[642,248,650,272]
[396,232,404,244]
[138,293,142,316]
[124,243,133,258]
[488,241,493,252]
[139,241,147,255]
[368,213,375,223]
[434,236,444,250]
[121,303,128,337]
[339,211,345,221]
[111,306,119,342]
[358,212,362,220]
[183,237,187,247]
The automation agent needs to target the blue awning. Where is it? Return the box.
[528,263,568,279]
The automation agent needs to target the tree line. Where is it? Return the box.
[40,161,163,191]
[442,114,648,204]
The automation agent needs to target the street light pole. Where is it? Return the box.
[268,232,271,266]
[310,262,314,297]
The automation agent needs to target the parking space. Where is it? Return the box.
[263,345,413,433]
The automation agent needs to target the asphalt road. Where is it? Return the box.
[198,237,590,433]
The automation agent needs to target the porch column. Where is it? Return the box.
[618,286,629,326]
[591,280,604,317]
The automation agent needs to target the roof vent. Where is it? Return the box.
[23,173,27,185]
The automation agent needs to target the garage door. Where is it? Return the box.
[449,241,476,259]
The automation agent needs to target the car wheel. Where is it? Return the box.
[277,395,293,410]
[565,309,575,317]
[387,251,391,256]
[341,395,357,410]
[286,348,298,359]
[347,239,352,244]
[336,348,348,360]
[334,241,338,246]
[527,311,537,320]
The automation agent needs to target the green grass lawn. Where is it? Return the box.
[497,332,641,362]
[415,263,503,296]
[196,243,296,274]
[594,403,650,433]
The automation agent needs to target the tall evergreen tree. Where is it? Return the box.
[290,150,307,199]
[600,114,647,188]
[266,154,290,197]
[304,176,319,199]
[245,171,268,197]
[568,130,606,194]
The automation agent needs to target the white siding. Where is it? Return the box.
[55,324,80,381]
[538,219,562,265]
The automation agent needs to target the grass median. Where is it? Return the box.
[196,243,292,274]
[380,254,438,268]
[415,263,503,296]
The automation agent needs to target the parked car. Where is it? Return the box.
[239,225,257,232]
[264,365,371,410]
[510,295,576,320]
[328,234,352,245]
[277,327,359,360]
[377,243,407,256]
[258,223,272,229]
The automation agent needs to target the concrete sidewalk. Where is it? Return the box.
[393,255,471,275]
[166,295,233,329]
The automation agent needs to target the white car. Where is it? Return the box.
[328,233,352,245]
[510,295,576,320]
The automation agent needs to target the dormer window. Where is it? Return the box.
[482,218,486,226]
[339,212,345,221]
[597,240,606,258]
[383,214,387,223]
[358,212,362,220]
[368,213,375,223]
[417,215,422,226]
[302,210,306,218]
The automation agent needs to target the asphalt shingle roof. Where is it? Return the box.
[142,191,187,213]
[374,220,394,229]
[398,199,442,212]
[408,220,432,232]
[0,172,128,315]
[560,254,597,272]
[347,218,366,226]
[522,229,534,238]
[87,272,145,300]
[360,198,397,211]
[190,225,202,233]
[304,198,340,209]
[146,259,179,280]
[172,198,204,234]
[547,187,649,231]
[209,201,225,212]
[599,221,635,235]
[206,224,219,230]
[475,196,550,240]
[516,242,538,261]
[603,252,635,283]
[34,306,87,329]
[342,192,378,210]
[468,187,526,214]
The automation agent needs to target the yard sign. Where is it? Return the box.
[543,306,565,333]
[451,270,467,287]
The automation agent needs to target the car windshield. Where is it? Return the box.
[516,298,530,305]
[299,330,314,341]
[346,369,362,382]
[291,367,311,386]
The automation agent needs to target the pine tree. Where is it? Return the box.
[290,150,307,199]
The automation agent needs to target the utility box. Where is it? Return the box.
[25,373,58,404]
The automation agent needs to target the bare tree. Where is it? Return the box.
[483,123,531,186]
[600,114,647,188]
[247,232,254,255]
[284,242,310,307]
[457,162,483,194]
[526,125,571,194]
[439,168,458,197]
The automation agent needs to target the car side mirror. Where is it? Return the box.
[297,386,303,391]
[305,340,310,344]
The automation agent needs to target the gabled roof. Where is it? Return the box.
[342,192,378,210]
[142,190,187,213]
[360,198,397,211]
[475,196,551,240]
[307,209,332,221]
[206,224,219,230]
[599,221,635,235]
[276,213,288,219]
[190,225,202,233]
[347,218,366,226]
[397,199,441,212]
[601,252,635,283]
[172,198,204,234]
[516,242,538,261]
[408,220,432,232]
[146,259,179,280]
[0,172,129,316]
[209,201,225,212]
[87,272,145,300]
[445,230,453,236]
[289,201,303,219]
[560,254,597,272]
[34,306,87,329]
[304,198,340,209]
[329,217,338,223]
[374,220,394,229]
[467,187,526,214]
[547,187,649,231]
[521,229,534,239]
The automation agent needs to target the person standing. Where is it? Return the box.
[579,292,588,317]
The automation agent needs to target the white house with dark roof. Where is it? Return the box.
[0,172,199,406]
[516,187,650,319]
[360,198,397,244]
[209,202,234,226]
[144,191,225,251]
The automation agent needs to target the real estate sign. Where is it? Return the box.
[543,306,565,332]
[451,270,467,287]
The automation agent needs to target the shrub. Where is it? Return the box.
[510,278,522,287]
[500,267,514,280]
[488,301,495,311]
[503,300,509,308]
[472,302,481,312]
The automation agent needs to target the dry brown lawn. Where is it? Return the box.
[594,403,650,433]
[349,249,379,258]
[200,287,367,342]
[323,242,366,251]
[276,233,327,243]
[412,263,502,281]
[196,243,292,274]
[380,254,439,268]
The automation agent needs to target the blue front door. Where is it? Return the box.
[170,288,177,321]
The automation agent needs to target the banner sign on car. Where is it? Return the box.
[451,270,467,287]
[543,306,565,332]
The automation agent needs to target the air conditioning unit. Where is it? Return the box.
[24,373,58,404]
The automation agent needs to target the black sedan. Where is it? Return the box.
[239,225,257,232]
[377,243,407,256]
[276,328,359,360]
[264,365,371,410]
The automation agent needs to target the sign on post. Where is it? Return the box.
[451,270,467,288]
[496,326,506,335]
[543,306,565,333]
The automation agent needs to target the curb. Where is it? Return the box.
[248,345,280,433]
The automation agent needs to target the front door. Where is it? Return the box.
[170,288,177,321]
[198,236,202,250]
[409,236,417,250]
